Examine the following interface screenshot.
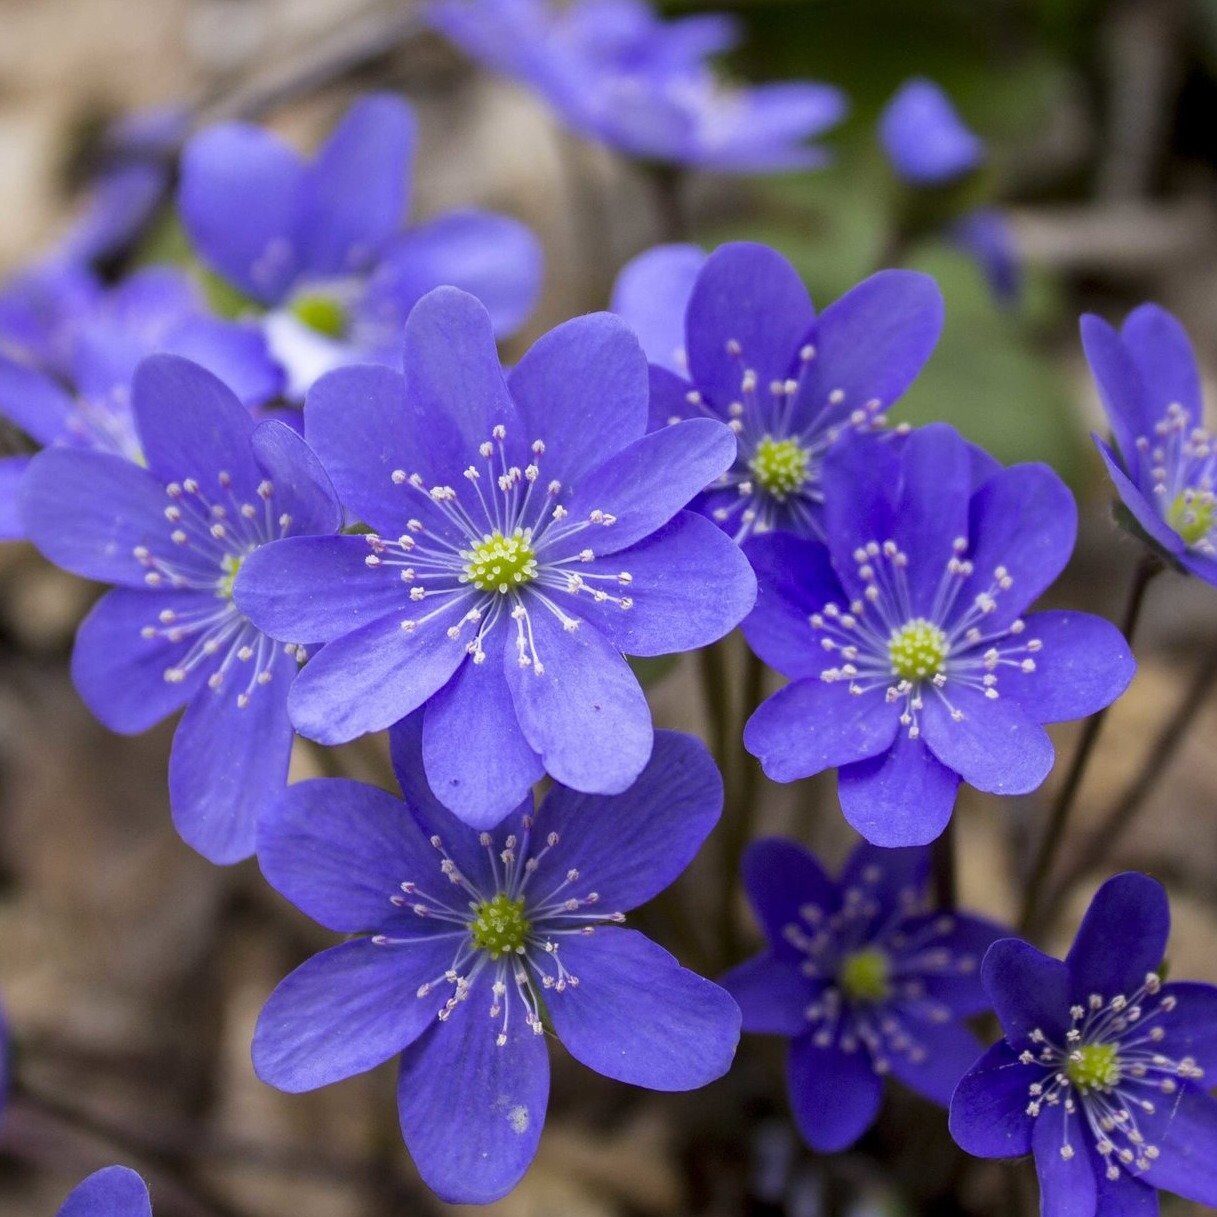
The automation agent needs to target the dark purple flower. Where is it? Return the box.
[742,423,1137,846]
[612,241,943,542]
[57,1167,151,1217]
[19,354,342,863]
[430,0,845,172]
[0,259,100,376]
[1082,304,1217,585]
[234,285,755,826]
[179,93,542,399]
[0,267,280,540]
[252,729,739,1204]
[951,873,1217,1217]
[723,838,1002,1151]
[879,78,984,186]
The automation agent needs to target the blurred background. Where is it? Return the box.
[1,0,1217,1214]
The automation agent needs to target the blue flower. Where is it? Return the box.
[612,242,944,542]
[742,423,1137,846]
[178,93,542,399]
[19,354,342,863]
[430,0,845,172]
[57,1167,151,1217]
[723,838,1003,1151]
[1082,304,1217,585]
[234,285,755,826]
[0,259,99,376]
[252,728,740,1204]
[879,78,985,186]
[951,873,1217,1217]
[0,267,280,540]
[948,208,1022,306]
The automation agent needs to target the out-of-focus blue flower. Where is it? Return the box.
[880,78,984,186]
[0,260,100,376]
[951,873,1217,1217]
[252,728,739,1204]
[430,0,846,172]
[1082,304,1217,585]
[179,93,543,399]
[0,267,281,540]
[949,208,1021,306]
[742,423,1136,846]
[723,838,1003,1151]
[20,355,342,863]
[57,1167,152,1217]
[612,241,943,541]
[234,286,755,826]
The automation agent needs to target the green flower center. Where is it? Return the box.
[838,947,891,1003]
[749,436,810,501]
[888,618,949,682]
[291,291,348,340]
[1166,489,1215,547]
[470,893,531,958]
[218,552,243,600]
[1066,1042,1122,1093]
[465,529,538,593]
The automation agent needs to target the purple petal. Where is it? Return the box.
[610,242,705,374]
[421,647,544,827]
[504,606,652,793]
[787,1036,883,1152]
[880,78,984,185]
[1080,314,1153,479]
[162,316,284,409]
[921,684,1055,796]
[721,953,816,1036]
[570,510,756,656]
[1065,872,1168,1006]
[740,837,838,961]
[821,434,901,596]
[1032,1088,1098,1217]
[250,419,342,538]
[179,122,305,304]
[948,1040,1037,1158]
[299,94,415,276]
[397,978,549,1205]
[741,532,843,680]
[168,644,296,863]
[545,927,739,1089]
[0,455,30,540]
[838,731,960,847]
[364,209,542,340]
[71,587,215,733]
[744,679,899,784]
[1157,981,1217,1075]
[507,311,648,486]
[837,841,931,926]
[543,416,737,560]
[897,911,1006,1017]
[20,447,171,588]
[57,1166,151,1217]
[647,364,698,430]
[288,596,475,744]
[982,937,1072,1044]
[882,1002,984,1106]
[1003,610,1135,724]
[253,936,452,1092]
[1094,437,1182,556]
[1136,1084,1217,1205]
[1121,303,1202,428]
[530,730,721,911]
[0,353,75,444]
[684,242,814,411]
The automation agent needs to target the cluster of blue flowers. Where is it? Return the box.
[2,1,1216,1213]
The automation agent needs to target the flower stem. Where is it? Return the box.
[1035,637,1217,931]
[645,162,688,243]
[1017,554,1160,936]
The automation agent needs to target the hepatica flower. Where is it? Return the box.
[20,354,341,863]
[57,1167,151,1217]
[612,241,943,542]
[951,873,1217,1217]
[723,839,1001,1151]
[252,729,740,1204]
[235,286,754,825]
[879,78,985,186]
[742,423,1136,846]
[431,0,845,172]
[1083,304,1217,586]
[179,93,542,399]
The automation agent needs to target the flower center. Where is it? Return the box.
[749,435,810,501]
[1066,1041,1121,1093]
[470,893,531,958]
[888,618,949,682]
[291,291,348,340]
[464,529,538,593]
[1166,489,1215,547]
[217,552,244,600]
[838,947,891,1002]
